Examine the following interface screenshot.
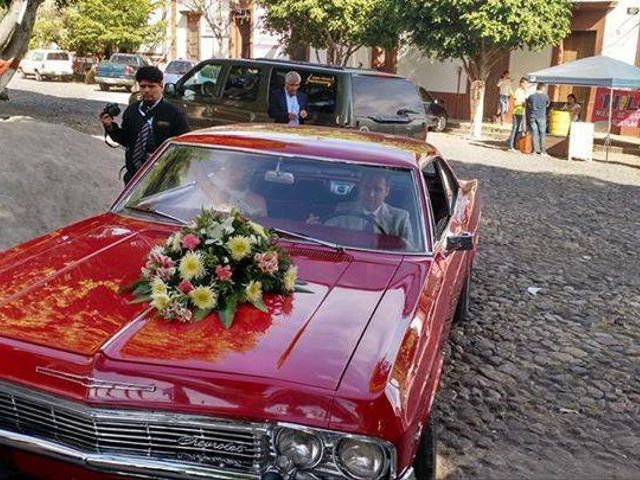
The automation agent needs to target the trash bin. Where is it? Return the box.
[549,110,571,136]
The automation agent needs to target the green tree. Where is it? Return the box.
[403,0,572,137]
[64,0,162,56]
[29,0,67,49]
[261,0,404,66]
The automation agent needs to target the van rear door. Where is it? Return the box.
[352,75,427,139]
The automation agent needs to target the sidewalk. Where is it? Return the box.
[0,117,124,250]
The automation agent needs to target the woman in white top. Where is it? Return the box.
[496,70,513,125]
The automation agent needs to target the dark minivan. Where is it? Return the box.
[162,58,428,140]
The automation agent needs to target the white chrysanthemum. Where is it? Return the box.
[245,281,262,303]
[170,232,183,252]
[179,251,205,281]
[226,235,252,261]
[151,293,171,311]
[249,221,268,239]
[189,286,218,310]
[151,278,168,296]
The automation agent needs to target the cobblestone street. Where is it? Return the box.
[1,80,639,479]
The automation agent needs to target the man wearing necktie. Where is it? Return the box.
[268,71,309,125]
[100,66,190,185]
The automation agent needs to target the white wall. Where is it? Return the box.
[602,0,640,64]
[397,48,467,94]
[252,5,287,59]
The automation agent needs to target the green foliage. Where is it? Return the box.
[261,0,404,64]
[64,0,162,56]
[403,0,572,79]
[29,1,67,49]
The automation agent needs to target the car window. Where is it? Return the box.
[181,62,223,100]
[119,145,426,253]
[166,61,194,74]
[46,52,69,61]
[269,69,338,124]
[33,52,44,61]
[423,158,457,240]
[222,65,261,102]
[353,76,424,118]
[111,55,133,64]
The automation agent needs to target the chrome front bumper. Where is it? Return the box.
[95,76,135,86]
[0,427,257,479]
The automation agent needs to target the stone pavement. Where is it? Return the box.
[431,132,640,479]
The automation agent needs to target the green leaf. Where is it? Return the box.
[119,278,147,294]
[193,308,211,321]
[132,283,152,296]
[218,295,240,329]
[128,294,152,304]
[250,297,269,313]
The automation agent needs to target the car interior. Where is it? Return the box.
[422,160,455,240]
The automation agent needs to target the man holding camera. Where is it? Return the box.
[100,66,190,185]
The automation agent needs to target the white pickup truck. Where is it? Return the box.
[19,50,74,81]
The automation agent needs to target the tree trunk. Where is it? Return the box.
[0,0,44,93]
[469,80,485,139]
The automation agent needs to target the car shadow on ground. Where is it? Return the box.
[434,161,640,479]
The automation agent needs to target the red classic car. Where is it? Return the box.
[0,125,480,480]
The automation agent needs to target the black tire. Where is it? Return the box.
[453,267,472,323]
[435,115,447,132]
[34,70,42,82]
[98,83,110,91]
[413,414,437,480]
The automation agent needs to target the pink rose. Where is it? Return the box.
[178,281,194,294]
[255,251,279,275]
[215,265,233,282]
[181,233,201,251]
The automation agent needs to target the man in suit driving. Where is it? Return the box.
[312,172,413,244]
[268,71,309,125]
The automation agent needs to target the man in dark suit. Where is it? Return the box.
[268,71,309,125]
[100,66,190,185]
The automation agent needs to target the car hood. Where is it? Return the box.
[0,214,402,391]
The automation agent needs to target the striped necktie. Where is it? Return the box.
[131,110,153,170]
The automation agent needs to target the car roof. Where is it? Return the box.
[174,125,436,168]
[196,57,403,78]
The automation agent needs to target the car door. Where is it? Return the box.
[423,158,465,341]
[171,61,225,129]
[213,64,267,125]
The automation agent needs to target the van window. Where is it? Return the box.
[222,65,261,102]
[181,62,223,99]
[269,69,338,124]
[32,52,44,61]
[353,76,424,118]
[46,52,69,61]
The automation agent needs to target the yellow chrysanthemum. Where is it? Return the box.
[245,280,262,303]
[189,286,218,310]
[151,293,171,311]
[227,235,252,260]
[283,266,297,292]
[151,278,168,296]
[179,251,205,281]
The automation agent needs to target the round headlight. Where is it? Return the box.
[336,438,387,480]
[274,428,323,469]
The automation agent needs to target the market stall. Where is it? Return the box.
[528,55,640,160]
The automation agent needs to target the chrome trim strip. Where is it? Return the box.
[35,367,156,392]
[399,467,416,480]
[0,427,258,480]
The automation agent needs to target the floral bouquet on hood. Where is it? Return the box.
[127,208,301,329]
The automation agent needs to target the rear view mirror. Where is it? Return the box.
[164,83,176,96]
[265,169,295,185]
[446,232,473,252]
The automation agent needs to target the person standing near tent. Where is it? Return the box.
[526,83,550,156]
[562,93,582,122]
[507,77,528,152]
[496,70,513,125]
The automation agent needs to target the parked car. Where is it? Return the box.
[163,58,197,85]
[0,125,479,480]
[72,55,98,82]
[19,49,73,81]
[419,87,449,132]
[159,58,428,140]
[95,53,150,91]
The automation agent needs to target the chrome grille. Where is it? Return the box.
[0,383,268,475]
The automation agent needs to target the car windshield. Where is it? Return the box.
[118,145,425,253]
[47,52,69,61]
[166,61,193,74]
[111,55,135,64]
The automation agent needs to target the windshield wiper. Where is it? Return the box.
[271,227,344,252]
[125,205,187,225]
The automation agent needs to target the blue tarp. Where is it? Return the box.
[527,55,640,89]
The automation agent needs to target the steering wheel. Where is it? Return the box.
[201,81,216,97]
[322,211,388,236]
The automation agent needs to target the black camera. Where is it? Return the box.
[101,103,121,118]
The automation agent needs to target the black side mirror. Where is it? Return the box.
[164,83,176,96]
[446,232,473,252]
